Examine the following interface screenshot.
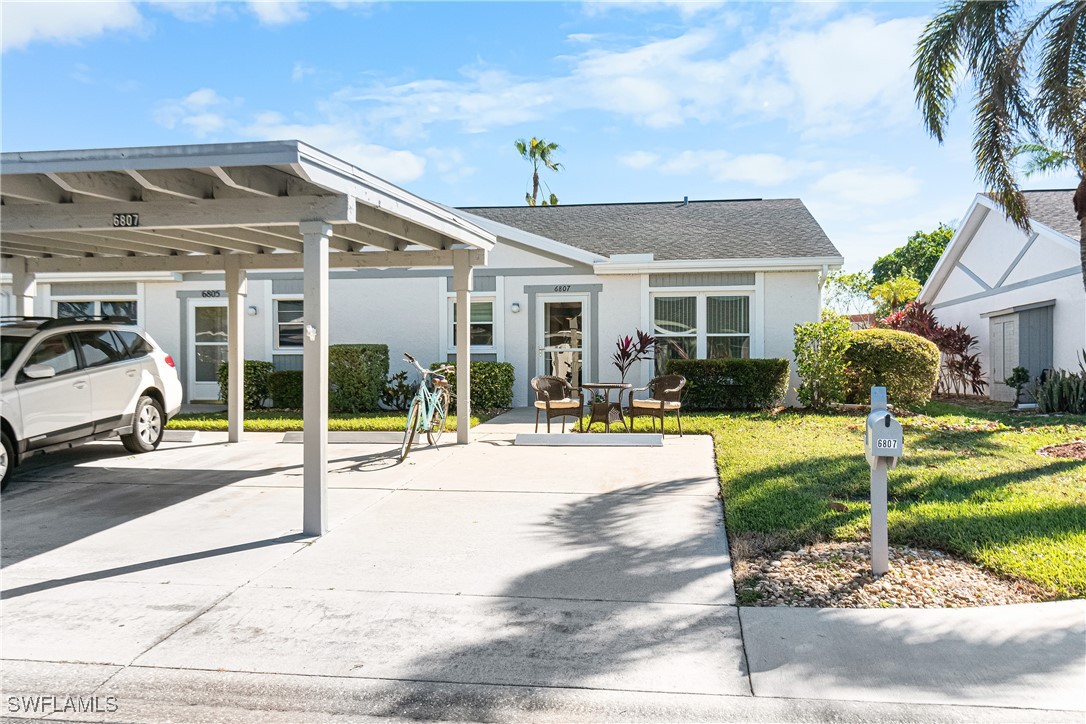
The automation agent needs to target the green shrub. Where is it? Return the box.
[1037,369,1086,414]
[431,361,515,411]
[665,358,790,410]
[267,370,304,408]
[381,371,420,411]
[328,344,389,413]
[793,311,852,409]
[217,360,276,409]
[843,328,940,407]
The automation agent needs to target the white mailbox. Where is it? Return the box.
[864,410,903,470]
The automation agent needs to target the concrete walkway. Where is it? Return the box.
[1,408,1083,722]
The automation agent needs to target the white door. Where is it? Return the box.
[188,302,228,401]
[990,314,1019,402]
[17,332,93,446]
[536,294,589,387]
[72,329,143,430]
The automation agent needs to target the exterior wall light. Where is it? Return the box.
[510,302,521,314]
[247,305,259,316]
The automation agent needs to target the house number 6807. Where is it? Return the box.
[553,285,571,292]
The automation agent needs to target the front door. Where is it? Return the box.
[536,294,589,387]
[188,302,228,401]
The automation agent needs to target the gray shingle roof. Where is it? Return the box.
[1021,189,1079,239]
[457,199,841,261]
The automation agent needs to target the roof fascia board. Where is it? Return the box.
[1,141,303,175]
[593,256,844,275]
[919,195,989,302]
[451,209,605,266]
[293,148,494,251]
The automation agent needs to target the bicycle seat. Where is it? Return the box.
[432,375,448,386]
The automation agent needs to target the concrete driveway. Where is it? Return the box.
[2,411,753,721]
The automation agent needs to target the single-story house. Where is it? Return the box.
[1,142,843,407]
[919,189,1085,402]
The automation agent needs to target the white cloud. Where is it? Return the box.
[247,1,308,26]
[812,167,920,206]
[424,147,477,184]
[2,1,143,52]
[244,112,426,183]
[292,61,317,81]
[153,88,236,137]
[617,151,659,170]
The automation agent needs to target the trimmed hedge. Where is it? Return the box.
[329,344,389,413]
[431,361,515,412]
[843,328,940,407]
[666,358,790,410]
[217,360,276,409]
[268,370,304,408]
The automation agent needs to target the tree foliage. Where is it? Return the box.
[869,275,922,314]
[514,137,563,206]
[878,302,988,396]
[823,270,875,318]
[871,224,955,284]
[913,0,1086,290]
[793,310,853,409]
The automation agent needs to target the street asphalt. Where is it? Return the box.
[1,408,1082,722]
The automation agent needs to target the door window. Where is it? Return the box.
[194,306,228,383]
[25,334,79,376]
[75,330,128,368]
[541,300,584,386]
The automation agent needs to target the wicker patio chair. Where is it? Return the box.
[531,375,586,433]
[624,375,686,437]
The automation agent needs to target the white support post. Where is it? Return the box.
[871,459,889,576]
[225,256,247,443]
[10,258,37,316]
[301,221,332,536]
[453,250,474,444]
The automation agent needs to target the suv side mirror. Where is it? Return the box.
[22,363,57,380]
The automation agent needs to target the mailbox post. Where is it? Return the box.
[863,387,903,576]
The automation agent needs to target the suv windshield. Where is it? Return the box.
[1,336,31,376]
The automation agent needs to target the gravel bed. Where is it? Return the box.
[736,541,1047,608]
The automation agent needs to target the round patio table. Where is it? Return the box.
[581,382,632,433]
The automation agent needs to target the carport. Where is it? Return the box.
[0,140,494,535]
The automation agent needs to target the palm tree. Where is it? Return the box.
[515,137,562,206]
[913,1,1086,289]
[870,276,922,314]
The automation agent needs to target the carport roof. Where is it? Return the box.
[0,140,494,270]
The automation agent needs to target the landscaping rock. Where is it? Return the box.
[736,541,1046,609]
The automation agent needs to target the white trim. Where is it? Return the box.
[596,256,844,275]
[445,294,499,356]
[271,296,305,353]
[754,272,766,357]
[650,289,758,364]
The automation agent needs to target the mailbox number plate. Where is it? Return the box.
[112,213,140,228]
[876,439,898,449]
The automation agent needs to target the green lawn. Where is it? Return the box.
[669,403,1086,598]
[167,409,482,432]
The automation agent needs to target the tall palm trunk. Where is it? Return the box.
[531,167,540,205]
[1076,176,1086,291]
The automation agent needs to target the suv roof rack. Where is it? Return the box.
[38,315,135,330]
[0,316,54,328]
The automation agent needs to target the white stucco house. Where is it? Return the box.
[1,141,843,407]
[919,189,1085,402]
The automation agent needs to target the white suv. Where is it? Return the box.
[0,316,183,490]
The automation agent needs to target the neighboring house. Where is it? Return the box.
[919,189,1085,402]
[2,168,842,407]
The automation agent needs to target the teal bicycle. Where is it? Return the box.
[400,352,453,461]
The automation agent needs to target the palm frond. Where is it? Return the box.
[1013,140,1074,175]
[914,1,971,142]
[1036,1,1086,172]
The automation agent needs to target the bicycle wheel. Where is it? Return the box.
[426,387,450,445]
[400,399,421,461]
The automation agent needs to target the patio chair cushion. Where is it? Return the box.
[534,399,582,410]
[630,398,681,410]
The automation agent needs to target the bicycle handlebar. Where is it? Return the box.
[403,352,453,376]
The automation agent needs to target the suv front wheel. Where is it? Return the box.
[121,395,165,454]
[1,431,13,491]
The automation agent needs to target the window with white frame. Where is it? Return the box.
[653,293,751,373]
[54,299,138,320]
[449,299,496,350]
[275,299,304,348]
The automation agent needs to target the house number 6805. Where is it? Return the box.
[553,285,571,292]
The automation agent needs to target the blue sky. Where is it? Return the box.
[2,1,1077,270]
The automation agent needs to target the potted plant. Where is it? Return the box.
[1004,366,1034,410]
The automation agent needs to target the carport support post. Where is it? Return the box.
[301,221,331,536]
[225,256,247,443]
[10,258,37,316]
[453,250,473,444]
